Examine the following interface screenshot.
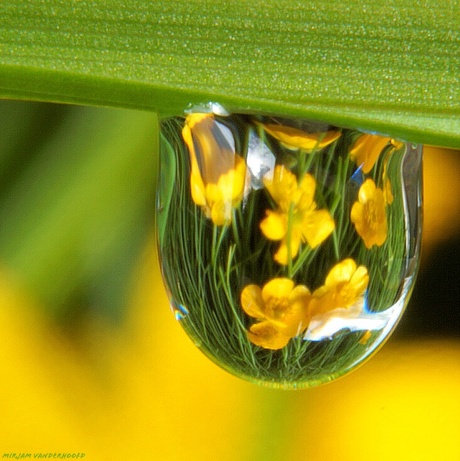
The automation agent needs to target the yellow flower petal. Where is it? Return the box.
[324,258,357,287]
[262,278,294,301]
[273,231,302,265]
[216,156,247,201]
[350,134,392,174]
[350,201,364,224]
[358,177,376,202]
[190,170,207,207]
[384,178,394,204]
[210,200,232,226]
[300,209,335,249]
[240,284,265,319]
[205,182,220,203]
[184,113,211,129]
[283,285,313,336]
[308,289,337,315]
[260,123,341,151]
[297,173,316,208]
[263,165,298,211]
[247,321,291,350]
[349,265,370,296]
[260,210,287,241]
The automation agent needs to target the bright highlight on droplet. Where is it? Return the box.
[157,111,422,389]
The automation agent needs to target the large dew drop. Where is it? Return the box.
[157,110,422,389]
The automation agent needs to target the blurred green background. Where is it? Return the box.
[0,100,459,460]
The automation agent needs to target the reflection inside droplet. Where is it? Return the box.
[246,129,276,190]
[172,302,190,321]
[157,110,423,389]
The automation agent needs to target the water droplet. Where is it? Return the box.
[157,111,422,389]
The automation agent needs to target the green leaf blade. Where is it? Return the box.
[1,0,459,146]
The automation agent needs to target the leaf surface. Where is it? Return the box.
[1,0,459,146]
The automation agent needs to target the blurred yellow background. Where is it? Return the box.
[0,102,459,460]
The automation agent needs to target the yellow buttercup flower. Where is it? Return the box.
[260,166,335,265]
[350,134,403,174]
[241,278,311,350]
[308,259,369,317]
[350,178,388,248]
[259,122,341,151]
[182,113,247,226]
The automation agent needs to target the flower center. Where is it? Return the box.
[365,200,380,231]
[266,296,290,319]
